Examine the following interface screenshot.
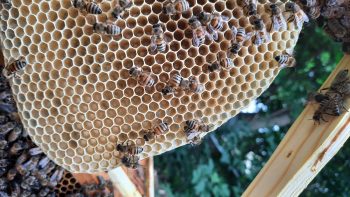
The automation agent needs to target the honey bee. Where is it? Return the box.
[269,4,287,32]
[0,121,16,135]
[228,26,252,56]
[9,140,27,155]
[2,57,27,79]
[117,140,143,155]
[38,156,50,169]
[209,53,235,72]
[93,22,122,36]
[150,23,172,54]
[306,6,321,19]
[162,0,190,18]
[251,16,271,45]
[184,119,211,145]
[322,69,350,96]
[325,19,347,40]
[0,0,10,5]
[129,67,155,87]
[321,6,346,19]
[198,11,229,31]
[162,74,189,95]
[7,126,22,143]
[300,0,321,7]
[285,2,309,29]
[117,140,143,169]
[188,76,204,94]
[121,155,140,169]
[312,94,346,124]
[111,0,132,19]
[7,168,17,181]
[274,51,296,68]
[72,0,102,14]
[239,0,257,16]
[143,121,169,141]
[189,16,213,47]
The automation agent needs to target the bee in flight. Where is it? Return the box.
[72,0,102,15]
[162,0,190,19]
[143,120,169,141]
[93,22,122,36]
[274,51,296,68]
[285,2,309,30]
[150,23,172,54]
[129,67,155,87]
[189,16,213,47]
[2,57,27,79]
[269,4,287,32]
[111,0,133,19]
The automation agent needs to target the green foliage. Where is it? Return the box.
[155,22,344,196]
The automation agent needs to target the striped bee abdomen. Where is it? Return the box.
[85,2,102,14]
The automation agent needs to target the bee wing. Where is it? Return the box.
[270,16,280,32]
[221,15,230,22]
[245,31,253,41]
[264,30,271,42]
[211,30,219,41]
[149,36,158,52]
[192,33,201,47]
[187,132,198,140]
[205,30,214,41]
[230,25,237,41]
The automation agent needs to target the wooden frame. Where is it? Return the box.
[243,55,350,196]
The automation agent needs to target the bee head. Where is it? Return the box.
[161,86,172,95]
[285,2,296,12]
[248,5,257,15]
[208,63,219,72]
[274,55,281,62]
[143,134,150,141]
[153,23,161,29]
[230,43,240,53]
[314,93,328,103]
[129,67,136,75]
[116,144,123,151]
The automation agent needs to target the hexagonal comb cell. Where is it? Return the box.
[0,0,302,172]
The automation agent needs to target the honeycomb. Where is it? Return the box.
[0,0,303,172]
[55,171,82,196]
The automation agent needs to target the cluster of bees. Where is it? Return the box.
[294,0,350,53]
[309,69,350,124]
[0,67,67,197]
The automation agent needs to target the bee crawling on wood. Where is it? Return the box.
[72,0,102,15]
[284,2,309,29]
[184,119,212,145]
[117,140,143,169]
[2,57,27,79]
[111,0,132,19]
[143,120,169,141]
[129,67,155,87]
[321,69,350,97]
[93,22,122,36]
[269,3,287,32]
[208,53,235,72]
[150,23,172,54]
[274,51,296,68]
[251,15,271,46]
[189,16,213,47]
[309,91,347,115]
[162,0,190,19]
